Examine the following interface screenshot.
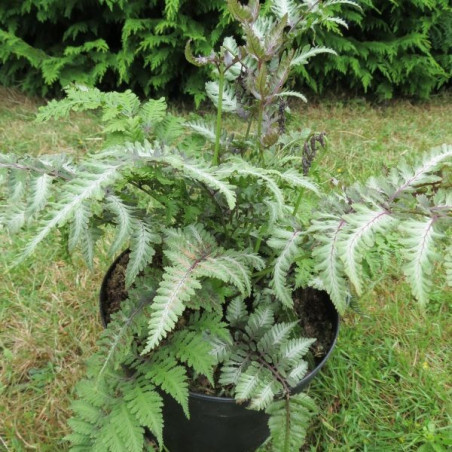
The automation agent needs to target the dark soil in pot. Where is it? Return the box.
[101,251,337,371]
[99,251,340,452]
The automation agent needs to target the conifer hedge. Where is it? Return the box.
[0,0,450,101]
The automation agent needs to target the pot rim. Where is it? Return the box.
[99,250,340,403]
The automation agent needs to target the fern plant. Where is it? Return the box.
[0,1,451,451]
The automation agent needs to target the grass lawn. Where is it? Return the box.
[0,86,451,451]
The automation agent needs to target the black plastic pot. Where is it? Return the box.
[99,251,340,452]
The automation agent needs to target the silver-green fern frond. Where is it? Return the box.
[126,221,160,288]
[290,45,337,67]
[186,119,218,143]
[310,213,349,313]
[268,227,304,308]
[205,80,239,113]
[389,144,451,198]
[400,218,442,307]
[106,195,135,257]
[142,226,262,353]
[218,157,285,207]
[340,204,394,296]
[271,0,300,26]
[277,168,319,194]
[158,153,237,210]
[19,154,127,262]
[266,393,318,452]
[26,174,52,215]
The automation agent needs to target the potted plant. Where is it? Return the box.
[0,1,450,451]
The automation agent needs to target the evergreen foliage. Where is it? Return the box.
[298,0,452,99]
[1,1,450,451]
[0,0,230,103]
[0,0,450,100]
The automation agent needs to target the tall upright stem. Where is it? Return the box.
[213,64,225,166]
[256,101,264,164]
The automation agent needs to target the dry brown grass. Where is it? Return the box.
[0,88,105,450]
[0,234,107,450]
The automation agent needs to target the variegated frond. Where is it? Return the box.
[257,321,298,355]
[276,91,307,102]
[159,153,237,210]
[68,201,92,250]
[126,221,160,288]
[0,207,26,233]
[222,36,243,81]
[7,168,27,202]
[205,81,238,113]
[142,264,203,354]
[290,45,337,67]
[185,119,218,143]
[123,141,238,209]
[164,224,217,266]
[106,195,136,257]
[18,153,127,262]
[234,364,265,401]
[0,153,75,229]
[80,224,101,270]
[252,15,277,42]
[265,200,292,227]
[280,338,316,371]
[93,294,150,381]
[246,305,275,339]
[389,144,452,201]
[227,356,281,410]
[267,393,318,452]
[106,195,161,284]
[218,157,285,207]
[268,227,304,308]
[226,296,248,327]
[324,16,349,28]
[26,174,52,215]
[340,203,395,296]
[143,226,262,353]
[271,0,301,26]
[219,348,250,386]
[276,168,319,194]
[309,213,349,313]
[400,217,443,307]
[324,0,362,10]
[247,373,281,411]
[196,250,264,296]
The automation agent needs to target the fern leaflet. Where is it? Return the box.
[268,227,303,308]
[400,217,442,307]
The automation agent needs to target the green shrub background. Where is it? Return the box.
[0,0,450,102]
